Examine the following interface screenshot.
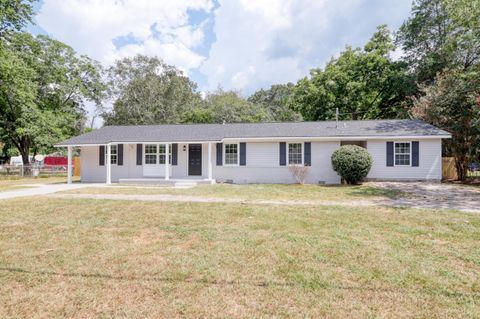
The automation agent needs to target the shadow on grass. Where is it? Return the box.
[0,267,476,298]
[344,186,405,199]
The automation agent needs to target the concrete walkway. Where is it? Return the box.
[0,183,101,200]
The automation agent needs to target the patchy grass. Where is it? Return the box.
[60,183,406,201]
[0,198,478,317]
[0,185,32,192]
[0,176,78,187]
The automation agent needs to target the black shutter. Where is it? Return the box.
[412,141,419,167]
[118,144,124,166]
[172,143,178,165]
[240,142,246,166]
[386,142,394,167]
[99,146,105,166]
[304,142,311,166]
[279,142,286,166]
[136,144,142,165]
[216,143,223,166]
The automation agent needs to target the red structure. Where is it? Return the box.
[44,156,70,166]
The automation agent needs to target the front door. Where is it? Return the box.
[188,144,202,176]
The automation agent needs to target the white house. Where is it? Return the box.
[55,119,451,185]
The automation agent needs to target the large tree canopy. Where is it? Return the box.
[289,25,415,121]
[102,55,202,125]
[0,33,105,164]
[397,0,480,83]
[248,83,301,121]
[0,0,35,39]
[183,88,268,124]
[411,68,480,181]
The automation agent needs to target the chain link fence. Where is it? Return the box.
[0,164,70,177]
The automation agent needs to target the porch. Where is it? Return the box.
[66,141,217,184]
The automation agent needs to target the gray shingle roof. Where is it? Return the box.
[56,119,451,146]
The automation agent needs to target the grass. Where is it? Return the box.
[0,185,32,192]
[60,183,406,201]
[0,175,78,186]
[0,197,479,317]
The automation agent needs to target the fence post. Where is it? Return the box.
[67,146,73,184]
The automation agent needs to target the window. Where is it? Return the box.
[145,144,157,164]
[144,144,172,164]
[158,144,172,164]
[288,143,303,165]
[224,143,238,165]
[105,145,118,165]
[395,142,411,166]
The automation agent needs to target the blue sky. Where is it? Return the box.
[31,0,413,93]
[30,0,412,124]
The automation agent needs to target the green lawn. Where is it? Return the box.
[0,197,478,317]
[60,183,406,202]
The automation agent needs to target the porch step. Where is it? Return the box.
[118,178,215,186]
[174,182,198,188]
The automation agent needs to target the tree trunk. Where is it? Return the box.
[17,138,31,175]
[454,157,468,181]
[19,147,30,165]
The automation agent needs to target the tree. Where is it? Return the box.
[103,55,201,125]
[0,33,105,164]
[202,88,269,123]
[0,0,35,39]
[289,25,415,121]
[248,83,302,121]
[397,0,480,83]
[181,107,214,124]
[411,68,480,181]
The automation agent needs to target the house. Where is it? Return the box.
[55,119,451,185]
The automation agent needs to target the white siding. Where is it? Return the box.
[213,141,341,184]
[366,139,442,181]
[246,142,278,167]
[80,144,142,183]
[79,138,443,184]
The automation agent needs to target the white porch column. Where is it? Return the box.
[106,144,111,185]
[67,146,73,184]
[165,143,170,180]
[208,142,212,180]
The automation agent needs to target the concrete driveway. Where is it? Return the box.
[371,182,480,213]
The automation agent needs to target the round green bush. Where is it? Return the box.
[331,145,373,184]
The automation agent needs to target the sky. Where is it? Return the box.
[30,0,413,125]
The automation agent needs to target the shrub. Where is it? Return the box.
[288,164,310,184]
[331,145,373,184]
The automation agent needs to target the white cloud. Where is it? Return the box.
[37,0,213,71]
[200,0,411,94]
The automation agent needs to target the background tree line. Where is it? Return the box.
[0,0,478,180]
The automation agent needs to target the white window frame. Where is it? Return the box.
[224,143,239,166]
[144,144,158,165]
[143,144,172,165]
[287,142,304,165]
[106,144,118,165]
[394,141,412,166]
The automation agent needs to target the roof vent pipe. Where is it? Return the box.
[335,108,339,128]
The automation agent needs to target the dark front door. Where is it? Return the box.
[188,144,202,176]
